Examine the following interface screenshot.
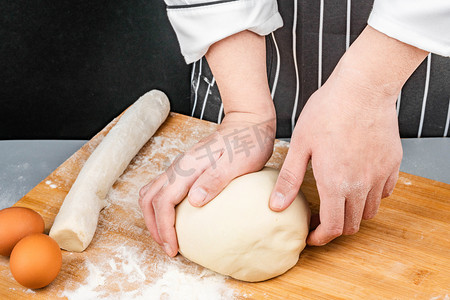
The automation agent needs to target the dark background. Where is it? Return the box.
[2,1,449,140]
[0,0,190,139]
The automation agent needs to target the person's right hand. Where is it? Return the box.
[139,29,276,257]
[138,111,276,257]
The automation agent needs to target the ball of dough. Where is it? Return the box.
[175,167,310,282]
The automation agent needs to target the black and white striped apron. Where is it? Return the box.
[189,0,450,139]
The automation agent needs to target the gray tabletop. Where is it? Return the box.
[0,140,87,210]
[1,138,449,210]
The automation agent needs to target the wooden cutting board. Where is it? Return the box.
[1,112,449,299]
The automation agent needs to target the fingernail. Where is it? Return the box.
[271,192,285,210]
[189,187,207,206]
[163,243,174,256]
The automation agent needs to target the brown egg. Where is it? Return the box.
[10,233,62,289]
[0,207,45,256]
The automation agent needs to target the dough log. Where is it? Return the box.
[49,90,170,252]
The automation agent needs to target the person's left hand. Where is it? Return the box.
[269,72,402,245]
[268,25,428,246]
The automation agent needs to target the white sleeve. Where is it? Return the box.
[164,0,283,64]
[368,0,450,57]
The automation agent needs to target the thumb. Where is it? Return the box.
[270,141,310,211]
[187,159,240,207]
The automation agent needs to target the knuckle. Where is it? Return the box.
[152,195,164,210]
[325,226,343,238]
[138,191,152,210]
[139,186,146,199]
[157,225,169,237]
[363,206,379,220]
[177,152,195,168]
[362,211,375,220]
[138,195,145,209]
[369,192,383,205]
[338,179,369,199]
[382,179,397,198]
[343,224,360,235]
[204,168,227,189]
[152,190,177,211]
[278,168,300,190]
[382,188,393,198]
[158,227,175,244]
[208,167,224,180]
[167,153,196,180]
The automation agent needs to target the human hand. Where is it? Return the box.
[270,77,401,246]
[139,112,275,256]
[269,26,428,246]
[139,29,276,256]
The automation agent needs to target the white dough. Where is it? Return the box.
[50,90,170,252]
[175,167,310,282]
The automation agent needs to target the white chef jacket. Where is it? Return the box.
[165,0,450,64]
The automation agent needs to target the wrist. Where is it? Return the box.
[333,25,428,100]
[223,93,276,120]
[223,97,276,134]
[205,30,276,126]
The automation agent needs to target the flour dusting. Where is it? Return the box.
[59,122,237,299]
[61,243,236,300]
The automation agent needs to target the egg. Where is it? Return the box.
[0,207,45,256]
[10,233,62,289]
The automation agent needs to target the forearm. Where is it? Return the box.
[331,25,429,104]
[205,30,276,125]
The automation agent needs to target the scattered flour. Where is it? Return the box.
[61,130,238,298]
[397,176,413,186]
[136,264,235,300]
[61,244,237,300]
[45,180,58,189]
[430,294,450,300]
[8,287,36,294]
[57,116,239,299]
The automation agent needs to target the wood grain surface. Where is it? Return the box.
[1,112,449,299]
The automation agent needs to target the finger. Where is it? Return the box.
[173,149,224,208]
[144,170,196,248]
[163,141,223,188]
[147,150,223,256]
[139,184,149,199]
[269,138,310,212]
[307,189,345,246]
[362,184,383,220]
[138,150,211,245]
[145,172,196,246]
[187,154,256,207]
[138,176,162,209]
[188,165,230,207]
[342,194,366,235]
[152,192,179,257]
[139,177,158,199]
[382,171,398,198]
[142,200,162,245]
[138,176,167,245]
